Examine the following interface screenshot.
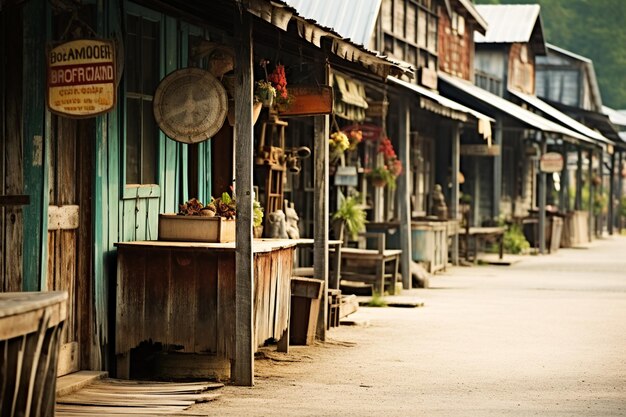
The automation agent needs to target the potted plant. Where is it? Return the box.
[332,194,367,241]
[253,200,264,238]
[255,80,276,108]
[367,165,395,189]
[366,137,402,189]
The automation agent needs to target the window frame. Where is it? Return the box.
[121,2,164,200]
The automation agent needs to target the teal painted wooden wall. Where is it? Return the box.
[92,0,212,368]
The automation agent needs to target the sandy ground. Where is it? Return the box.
[191,235,626,416]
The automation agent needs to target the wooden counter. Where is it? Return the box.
[114,239,296,379]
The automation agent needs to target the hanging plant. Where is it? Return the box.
[329,131,350,163]
[268,64,294,109]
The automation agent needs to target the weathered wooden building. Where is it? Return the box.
[438,4,614,253]
[286,0,494,279]
[0,0,408,386]
[536,43,625,235]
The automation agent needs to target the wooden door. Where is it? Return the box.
[47,117,93,376]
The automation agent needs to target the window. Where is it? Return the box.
[124,10,161,186]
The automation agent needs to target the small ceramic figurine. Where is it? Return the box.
[284,200,300,239]
[266,210,288,239]
[431,184,448,220]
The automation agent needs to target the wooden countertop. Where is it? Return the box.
[114,239,299,253]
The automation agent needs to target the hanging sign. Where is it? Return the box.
[47,39,116,117]
[334,166,359,186]
[540,152,564,173]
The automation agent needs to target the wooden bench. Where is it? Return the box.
[459,226,505,262]
[336,233,402,295]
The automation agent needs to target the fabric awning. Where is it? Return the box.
[332,73,369,121]
[509,90,612,146]
[438,73,594,145]
[388,76,494,141]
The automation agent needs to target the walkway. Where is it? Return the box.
[192,236,626,416]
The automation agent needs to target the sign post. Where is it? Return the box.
[47,39,116,117]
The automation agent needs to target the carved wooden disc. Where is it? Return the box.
[153,68,227,143]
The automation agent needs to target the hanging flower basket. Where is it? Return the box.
[371,178,387,188]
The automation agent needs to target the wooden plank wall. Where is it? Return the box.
[1,2,24,292]
[116,247,293,364]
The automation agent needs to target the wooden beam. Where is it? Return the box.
[0,195,30,206]
[538,135,547,254]
[313,113,329,341]
[450,122,461,266]
[396,98,412,288]
[233,9,254,386]
[618,152,624,233]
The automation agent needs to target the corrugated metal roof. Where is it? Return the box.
[438,73,594,144]
[244,0,413,77]
[283,0,381,48]
[474,4,541,44]
[389,76,494,123]
[510,90,612,145]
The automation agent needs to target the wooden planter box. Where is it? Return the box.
[158,214,235,243]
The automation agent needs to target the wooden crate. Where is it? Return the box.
[158,214,235,243]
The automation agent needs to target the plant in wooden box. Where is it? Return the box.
[158,194,236,242]
[332,194,367,241]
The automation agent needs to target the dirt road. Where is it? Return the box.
[192,236,626,416]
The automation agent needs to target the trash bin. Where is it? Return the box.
[289,277,323,345]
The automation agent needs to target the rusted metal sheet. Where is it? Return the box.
[278,85,333,117]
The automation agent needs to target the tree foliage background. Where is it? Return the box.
[476,0,626,109]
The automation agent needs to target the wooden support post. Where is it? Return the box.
[587,149,596,242]
[233,10,254,386]
[608,151,615,235]
[492,117,503,220]
[561,144,570,211]
[538,135,547,255]
[396,98,412,288]
[450,122,461,266]
[618,152,624,233]
[313,114,329,341]
[575,147,583,210]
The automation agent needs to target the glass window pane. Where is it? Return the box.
[142,20,159,94]
[126,16,140,93]
[126,98,141,184]
[142,100,157,184]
